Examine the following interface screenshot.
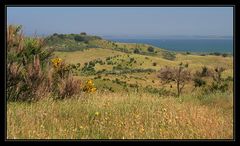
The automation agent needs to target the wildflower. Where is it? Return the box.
[135,114,140,118]
[91,87,97,92]
[51,57,63,68]
[83,79,97,93]
[73,128,77,132]
[95,112,99,116]
[162,108,167,112]
[159,128,163,133]
[140,127,145,133]
[87,79,93,85]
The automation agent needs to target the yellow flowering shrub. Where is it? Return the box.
[51,57,70,79]
[51,58,63,69]
[83,79,97,93]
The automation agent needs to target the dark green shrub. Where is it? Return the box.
[133,48,140,54]
[210,82,228,93]
[209,67,229,93]
[80,32,87,35]
[211,52,221,56]
[193,78,206,88]
[147,46,154,52]
[222,53,228,57]
[130,58,134,62]
[58,34,65,39]
[225,76,233,81]
[162,51,176,61]
[74,35,85,42]
[152,62,157,66]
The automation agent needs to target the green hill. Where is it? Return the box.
[44,33,176,60]
[46,33,233,95]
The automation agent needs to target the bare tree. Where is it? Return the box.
[157,62,191,97]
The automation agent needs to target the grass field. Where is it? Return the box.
[7,91,233,139]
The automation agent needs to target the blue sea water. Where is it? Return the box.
[105,38,233,53]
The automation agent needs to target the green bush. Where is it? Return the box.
[210,52,221,56]
[162,51,176,61]
[193,77,206,88]
[74,35,85,42]
[80,32,87,35]
[7,25,54,101]
[147,46,155,52]
[222,53,228,57]
[133,48,140,54]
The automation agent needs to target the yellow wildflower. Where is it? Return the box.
[95,112,99,116]
[83,79,97,93]
[140,127,145,133]
[51,57,63,68]
[87,79,93,85]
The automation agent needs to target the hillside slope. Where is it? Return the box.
[44,33,176,60]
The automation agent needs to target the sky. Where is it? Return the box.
[7,7,233,37]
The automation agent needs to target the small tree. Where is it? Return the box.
[158,62,191,97]
[147,46,155,52]
[133,48,140,54]
[222,53,228,57]
[192,77,206,92]
[152,62,157,66]
[74,35,85,42]
[80,32,87,35]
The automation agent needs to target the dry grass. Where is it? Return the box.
[7,92,233,139]
[53,48,124,65]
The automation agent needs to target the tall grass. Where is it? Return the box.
[7,91,233,139]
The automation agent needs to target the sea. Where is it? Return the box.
[103,37,233,54]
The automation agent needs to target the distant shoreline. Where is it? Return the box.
[104,37,233,54]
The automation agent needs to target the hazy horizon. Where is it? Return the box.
[7,7,233,37]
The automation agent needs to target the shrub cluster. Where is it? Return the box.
[162,51,176,61]
[7,25,96,101]
[158,63,232,97]
[7,25,54,101]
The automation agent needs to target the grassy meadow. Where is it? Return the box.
[7,91,233,139]
[7,27,233,139]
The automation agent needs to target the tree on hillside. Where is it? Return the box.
[80,32,87,35]
[134,48,140,54]
[147,46,155,53]
[157,62,191,97]
[74,35,85,42]
[58,34,65,39]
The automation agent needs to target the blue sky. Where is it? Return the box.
[7,7,233,37]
